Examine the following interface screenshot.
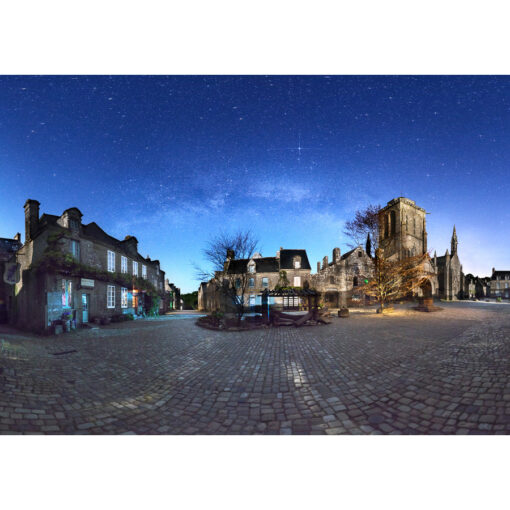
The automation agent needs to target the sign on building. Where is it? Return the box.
[80,278,94,288]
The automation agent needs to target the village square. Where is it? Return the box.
[1,194,509,435]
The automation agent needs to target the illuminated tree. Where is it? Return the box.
[361,248,431,313]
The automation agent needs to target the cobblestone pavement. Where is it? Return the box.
[1,303,509,434]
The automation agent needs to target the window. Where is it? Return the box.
[353,276,359,287]
[121,256,128,274]
[262,277,268,287]
[69,219,79,230]
[390,210,396,236]
[248,263,255,273]
[121,287,128,308]
[293,276,301,287]
[358,251,362,257]
[133,261,138,276]
[61,279,72,307]
[293,257,301,269]
[142,265,147,279]
[235,278,241,288]
[107,250,115,272]
[249,278,255,288]
[70,240,80,260]
[330,276,335,284]
[249,295,256,306]
[384,214,389,238]
[107,285,115,308]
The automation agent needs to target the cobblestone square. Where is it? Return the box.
[1,303,509,434]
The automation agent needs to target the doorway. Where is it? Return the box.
[82,293,89,323]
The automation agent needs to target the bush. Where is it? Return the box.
[497,297,502,302]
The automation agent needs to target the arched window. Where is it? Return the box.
[390,210,396,236]
[353,276,358,287]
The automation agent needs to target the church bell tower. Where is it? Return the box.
[378,197,428,261]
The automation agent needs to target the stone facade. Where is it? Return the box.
[310,246,374,307]
[313,197,465,303]
[10,199,168,332]
[198,248,312,312]
[464,274,490,299]
[0,234,22,323]
[487,269,510,299]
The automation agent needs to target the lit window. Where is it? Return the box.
[249,278,255,288]
[107,285,115,308]
[133,261,138,276]
[107,250,115,272]
[293,276,301,287]
[70,240,80,260]
[121,256,128,274]
[121,287,128,308]
[61,279,72,307]
[142,265,147,279]
[262,277,268,287]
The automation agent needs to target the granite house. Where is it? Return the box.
[9,199,167,332]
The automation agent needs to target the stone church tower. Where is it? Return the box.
[378,197,428,261]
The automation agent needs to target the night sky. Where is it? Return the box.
[1,75,509,292]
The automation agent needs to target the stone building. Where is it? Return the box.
[198,248,312,312]
[313,197,465,303]
[310,246,374,308]
[487,269,510,299]
[464,273,490,299]
[10,199,168,332]
[0,234,22,323]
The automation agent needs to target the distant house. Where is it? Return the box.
[487,269,510,299]
[10,199,167,332]
[164,279,181,311]
[198,247,312,312]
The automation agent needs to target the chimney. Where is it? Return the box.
[317,261,321,273]
[24,199,40,243]
[322,256,328,269]
[14,233,21,242]
[332,247,341,263]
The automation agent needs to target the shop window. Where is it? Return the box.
[62,279,72,307]
[121,287,128,308]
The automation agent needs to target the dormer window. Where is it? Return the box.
[69,219,79,231]
[358,251,362,257]
[248,263,255,273]
[293,256,301,269]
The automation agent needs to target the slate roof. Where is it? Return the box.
[279,249,311,270]
[227,257,280,274]
[226,249,311,274]
[491,270,510,278]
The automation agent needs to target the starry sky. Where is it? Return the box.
[0,75,509,292]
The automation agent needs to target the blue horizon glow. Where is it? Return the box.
[1,76,509,292]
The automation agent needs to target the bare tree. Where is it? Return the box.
[360,248,431,313]
[343,204,381,257]
[194,230,259,323]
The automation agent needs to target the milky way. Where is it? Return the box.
[1,76,509,291]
